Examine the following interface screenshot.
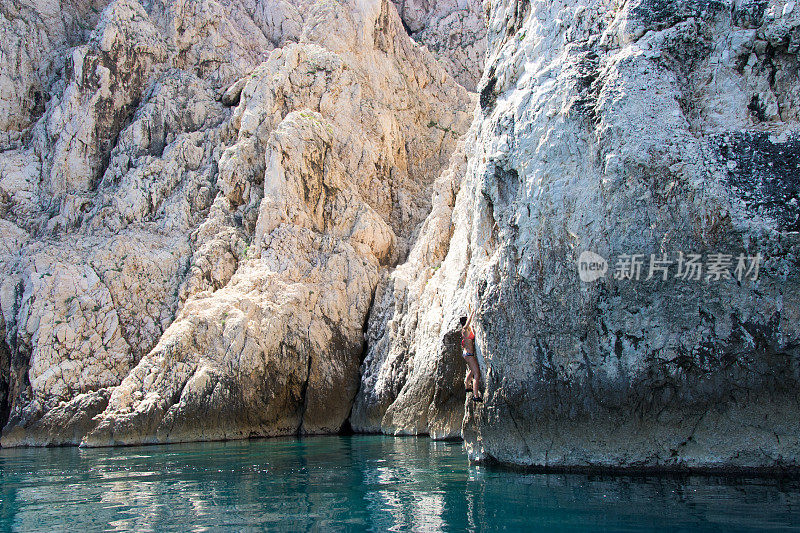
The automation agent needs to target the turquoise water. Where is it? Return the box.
[1,436,799,532]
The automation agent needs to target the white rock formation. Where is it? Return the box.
[355,0,800,470]
[0,0,113,151]
[351,139,475,438]
[0,0,473,446]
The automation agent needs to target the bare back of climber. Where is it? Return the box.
[460,307,482,402]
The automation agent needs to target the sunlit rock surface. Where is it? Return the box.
[0,0,473,446]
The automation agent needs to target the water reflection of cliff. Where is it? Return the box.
[1,437,799,530]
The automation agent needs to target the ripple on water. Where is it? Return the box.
[1,436,800,531]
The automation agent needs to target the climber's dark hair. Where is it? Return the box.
[460,316,467,326]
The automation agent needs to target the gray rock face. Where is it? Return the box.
[351,142,473,438]
[0,0,113,151]
[356,0,800,470]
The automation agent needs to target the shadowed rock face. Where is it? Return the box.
[715,132,800,231]
[356,0,800,470]
[629,0,727,32]
[0,0,475,447]
[390,0,488,91]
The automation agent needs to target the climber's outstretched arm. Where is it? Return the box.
[465,305,477,329]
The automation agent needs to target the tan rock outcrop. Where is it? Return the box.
[351,139,473,438]
[0,0,474,446]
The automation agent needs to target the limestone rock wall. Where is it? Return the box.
[356,0,800,470]
[3,0,800,472]
[0,0,474,446]
[391,0,488,90]
[0,0,113,151]
[351,139,474,438]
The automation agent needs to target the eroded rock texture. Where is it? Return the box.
[0,0,473,446]
[391,0,488,90]
[356,0,800,470]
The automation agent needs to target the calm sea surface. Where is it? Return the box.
[0,435,799,531]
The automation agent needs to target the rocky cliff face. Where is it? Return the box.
[355,0,800,470]
[0,0,474,446]
[2,0,799,472]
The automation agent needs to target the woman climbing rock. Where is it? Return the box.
[460,307,482,402]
